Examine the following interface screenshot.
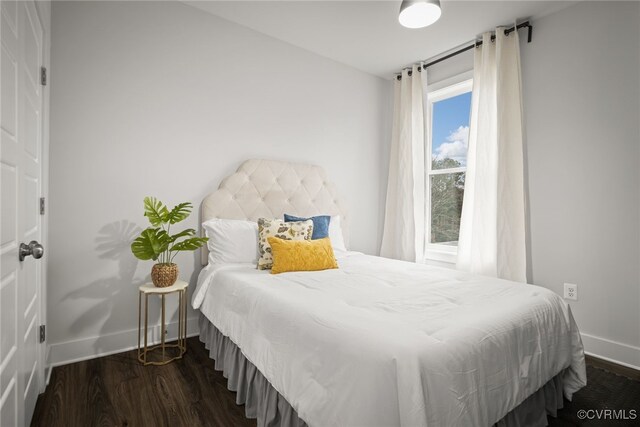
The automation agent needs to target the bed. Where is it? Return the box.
[193,159,587,427]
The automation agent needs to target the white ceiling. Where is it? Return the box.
[184,1,578,79]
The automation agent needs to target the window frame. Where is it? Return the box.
[424,76,473,264]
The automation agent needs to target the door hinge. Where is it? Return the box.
[40,66,47,86]
[40,197,45,215]
[39,325,46,343]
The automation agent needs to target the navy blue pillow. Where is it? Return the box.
[284,214,331,240]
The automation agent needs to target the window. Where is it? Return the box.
[425,79,472,261]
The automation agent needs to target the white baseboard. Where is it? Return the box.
[581,332,640,371]
[47,317,200,368]
[45,345,53,386]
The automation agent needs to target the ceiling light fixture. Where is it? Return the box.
[398,0,442,29]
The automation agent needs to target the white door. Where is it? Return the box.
[0,1,45,426]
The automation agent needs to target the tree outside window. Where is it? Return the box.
[426,80,472,257]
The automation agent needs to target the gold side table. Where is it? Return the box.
[137,280,188,366]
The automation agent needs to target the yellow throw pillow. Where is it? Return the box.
[267,237,338,274]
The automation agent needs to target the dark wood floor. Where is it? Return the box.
[32,337,640,427]
[548,362,640,426]
[32,337,255,427]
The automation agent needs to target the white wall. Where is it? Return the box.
[426,1,640,368]
[48,1,390,365]
[522,0,640,368]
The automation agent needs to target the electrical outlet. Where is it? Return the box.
[564,283,578,301]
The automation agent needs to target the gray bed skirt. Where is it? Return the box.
[199,314,566,427]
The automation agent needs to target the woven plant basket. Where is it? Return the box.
[151,263,178,287]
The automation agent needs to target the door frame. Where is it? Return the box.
[34,0,50,395]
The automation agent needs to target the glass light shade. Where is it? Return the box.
[399,0,442,29]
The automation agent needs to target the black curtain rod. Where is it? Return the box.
[396,21,532,80]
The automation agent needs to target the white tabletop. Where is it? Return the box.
[139,280,188,294]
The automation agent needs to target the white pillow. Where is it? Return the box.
[202,218,259,264]
[329,215,347,252]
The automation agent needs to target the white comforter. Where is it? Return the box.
[192,253,586,427]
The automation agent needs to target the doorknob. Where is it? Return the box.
[19,241,44,261]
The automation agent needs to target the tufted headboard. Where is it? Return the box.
[200,159,348,265]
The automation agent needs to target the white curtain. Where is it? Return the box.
[457,28,527,282]
[380,65,426,262]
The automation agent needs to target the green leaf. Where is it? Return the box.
[131,228,171,261]
[143,197,169,227]
[155,229,173,246]
[166,202,192,224]
[168,228,196,242]
[170,237,208,252]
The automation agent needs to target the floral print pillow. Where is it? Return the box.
[257,218,313,270]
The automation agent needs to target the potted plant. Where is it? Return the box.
[131,197,208,287]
